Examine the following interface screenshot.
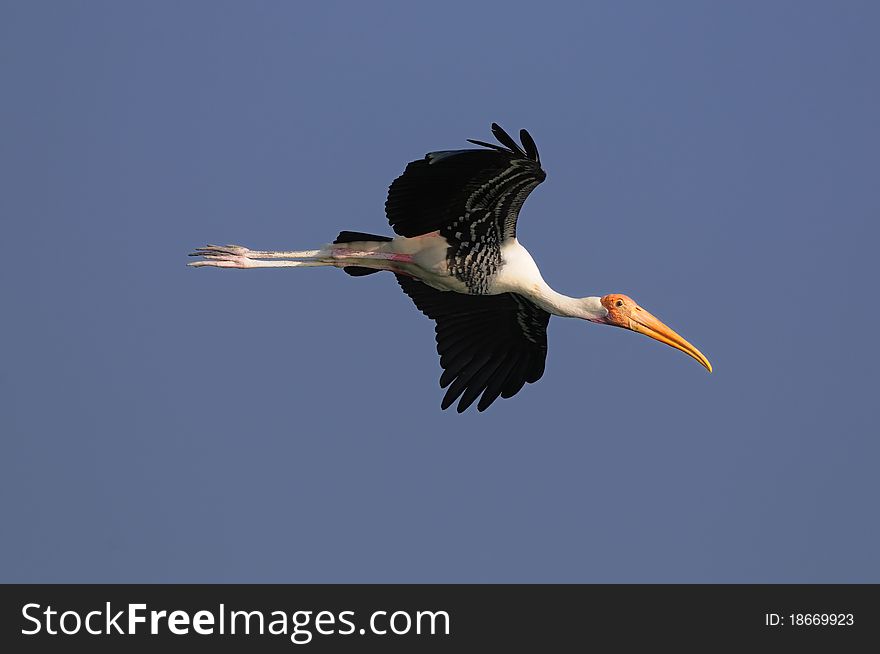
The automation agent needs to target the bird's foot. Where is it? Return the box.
[188,244,256,268]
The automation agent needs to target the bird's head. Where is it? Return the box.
[597,294,712,372]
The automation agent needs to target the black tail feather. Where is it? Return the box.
[334,230,393,276]
[334,231,392,244]
[342,266,381,276]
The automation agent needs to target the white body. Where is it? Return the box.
[332,234,606,320]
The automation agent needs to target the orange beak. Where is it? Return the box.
[628,307,712,373]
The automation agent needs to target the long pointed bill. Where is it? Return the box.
[629,308,712,372]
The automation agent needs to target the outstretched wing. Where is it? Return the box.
[396,274,551,413]
[385,123,547,294]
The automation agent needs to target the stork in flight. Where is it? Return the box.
[189,123,711,412]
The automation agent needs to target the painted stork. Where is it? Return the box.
[189,123,711,412]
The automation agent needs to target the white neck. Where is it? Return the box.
[496,240,607,320]
[528,281,606,320]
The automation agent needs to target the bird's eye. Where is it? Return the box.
[615,300,624,308]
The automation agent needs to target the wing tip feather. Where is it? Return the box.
[466,123,541,164]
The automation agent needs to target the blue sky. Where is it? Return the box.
[2,1,878,582]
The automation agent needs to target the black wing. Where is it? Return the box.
[385,123,547,294]
[396,275,551,413]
